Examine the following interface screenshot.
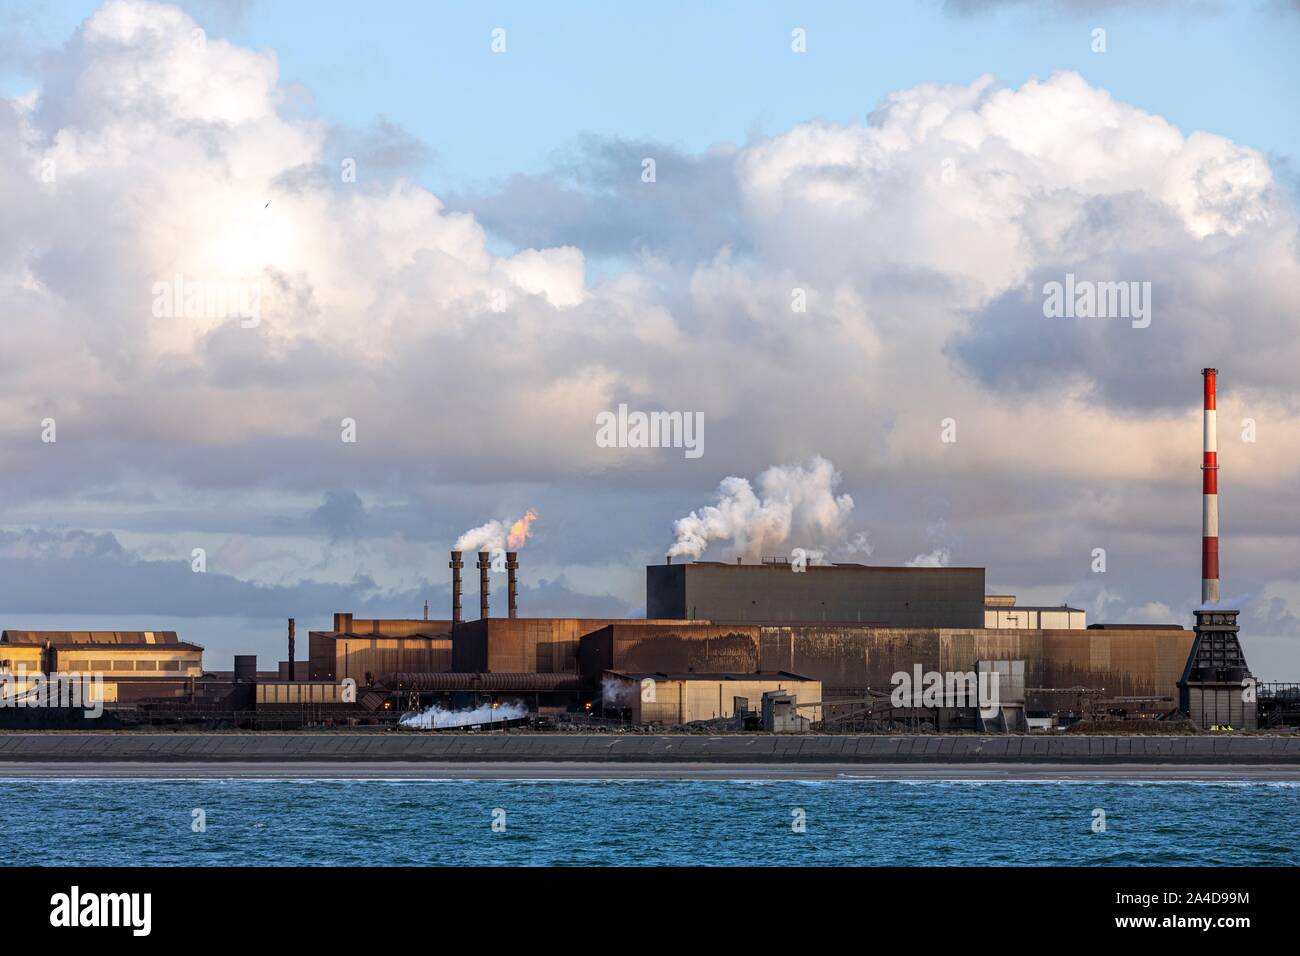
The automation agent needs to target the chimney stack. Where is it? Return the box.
[1202,368,1220,604]
[477,551,491,619]
[287,618,295,682]
[449,551,463,624]
[506,551,519,619]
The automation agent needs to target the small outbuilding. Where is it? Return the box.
[602,670,821,726]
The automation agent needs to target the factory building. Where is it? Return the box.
[579,623,762,677]
[308,613,453,681]
[0,630,205,710]
[577,618,1194,713]
[0,369,1242,733]
[603,670,821,726]
[766,622,1194,707]
[984,596,1086,629]
[450,616,699,674]
[647,559,985,627]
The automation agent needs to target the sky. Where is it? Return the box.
[0,0,1298,674]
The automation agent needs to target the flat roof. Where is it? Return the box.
[987,606,1085,613]
[322,632,452,641]
[1,630,184,646]
[606,670,815,682]
[1087,623,1187,630]
[676,562,983,571]
[54,643,205,652]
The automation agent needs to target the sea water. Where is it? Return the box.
[1,778,1295,866]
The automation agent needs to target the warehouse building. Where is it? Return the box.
[0,630,205,706]
[984,595,1086,629]
[646,559,985,627]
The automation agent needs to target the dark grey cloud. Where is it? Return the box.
[311,490,366,540]
[0,528,635,620]
[446,135,744,262]
[274,118,435,194]
[947,193,1300,411]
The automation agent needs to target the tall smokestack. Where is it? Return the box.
[477,551,491,619]
[506,551,519,619]
[287,618,295,682]
[449,551,463,624]
[1202,368,1220,604]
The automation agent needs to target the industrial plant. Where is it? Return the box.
[0,369,1288,734]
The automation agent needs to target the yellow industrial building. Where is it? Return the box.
[604,670,822,725]
[0,630,205,704]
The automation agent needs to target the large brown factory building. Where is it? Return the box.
[305,556,1195,717]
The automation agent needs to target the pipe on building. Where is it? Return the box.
[287,618,295,682]
[449,551,464,624]
[477,551,491,619]
[380,672,582,692]
[506,551,519,619]
[1202,368,1220,604]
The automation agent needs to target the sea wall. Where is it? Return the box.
[0,733,1297,764]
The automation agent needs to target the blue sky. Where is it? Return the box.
[6,0,1299,197]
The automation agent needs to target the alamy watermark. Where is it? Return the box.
[0,667,104,718]
[890,666,1000,719]
[151,273,261,327]
[595,403,703,459]
[1042,273,1151,329]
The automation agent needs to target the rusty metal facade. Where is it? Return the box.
[579,624,761,682]
[308,632,453,681]
[756,624,1195,707]
[646,562,986,627]
[452,617,702,674]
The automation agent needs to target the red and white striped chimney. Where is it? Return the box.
[1201,368,1220,604]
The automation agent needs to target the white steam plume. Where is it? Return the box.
[601,675,638,708]
[400,700,528,729]
[667,456,857,561]
[455,509,539,553]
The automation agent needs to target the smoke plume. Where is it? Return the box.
[455,509,539,553]
[667,456,856,560]
[399,700,528,729]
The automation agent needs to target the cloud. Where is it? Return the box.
[0,527,634,620]
[311,490,366,541]
[906,547,952,568]
[1,2,1298,679]
[446,136,745,264]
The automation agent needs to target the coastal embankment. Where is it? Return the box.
[0,732,1296,767]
